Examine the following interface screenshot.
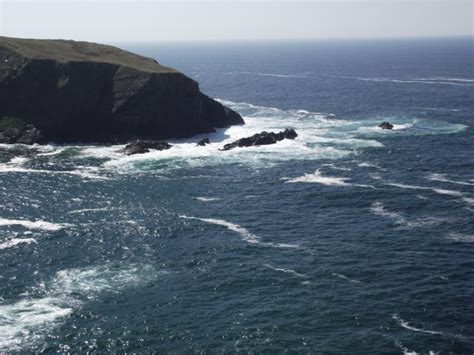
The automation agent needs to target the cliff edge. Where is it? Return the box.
[0,36,244,143]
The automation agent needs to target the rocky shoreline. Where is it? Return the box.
[0,36,243,144]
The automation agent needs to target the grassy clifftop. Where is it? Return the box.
[0,36,176,74]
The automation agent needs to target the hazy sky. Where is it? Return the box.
[0,0,472,43]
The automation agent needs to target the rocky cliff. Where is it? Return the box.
[0,36,244,143]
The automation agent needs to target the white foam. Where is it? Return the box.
[264,264,307,278]
[358,162,386,170]
[194,197,221,202]
[37,148,66,157]
[392,123,413,131]
[462,197,474,206]
[0,264,164,351]
[67,207,120,214]
[0,165,107,180]
[427,173,474,186]
[225,71,308,79]
[180,215,299,249]
[322,163,351,171]
[331,75,474,87]
[284,169,351,186]
[431,188,464,197]
[447,233,474,243]
[0,238,37,250]
[332,272,361,284]
[395,341,420,355]
[0,218,67,231]
[388,182,466,199]
[392,314,442,335]
[370,202,406,224]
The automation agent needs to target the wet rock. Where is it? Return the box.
[0,119,44,144]
[16,125,44,144]
[379,121,394,130]
[197,138,210,146]
[221,128,297,151]
[120,139,172,155]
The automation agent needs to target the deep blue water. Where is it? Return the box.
[0,38,473,353]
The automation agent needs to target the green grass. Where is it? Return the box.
[0,36,177,74]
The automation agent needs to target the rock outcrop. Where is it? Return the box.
[196,138,210,146]
[0,117,44,144]
[221,128,297,151]
[378,121,394,130]
[119,140,172,155]
[0,36,244,144]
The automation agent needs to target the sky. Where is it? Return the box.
[0,0,472,43]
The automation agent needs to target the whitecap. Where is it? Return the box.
[329,75,474,87]
[322,163,351,171]
[0,264,164,351]
[264,264,308,278]
[180,215,299,249]
[370,202,406,224]
[225,71,308,79]
[0,218,67,231]
[392,314,442,335]
[431,188,464,197]
[284,169,351,186]
[0,238,37,250]
[332,272,361,284]
[37,148,66,157]
[395,340,420,355]
[67,207,120,214]
[427,173,474,186]
[447,233,474,243]
[194,197,221,202]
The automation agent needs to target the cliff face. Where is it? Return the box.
[0,36,243,143]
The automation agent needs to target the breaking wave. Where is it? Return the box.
[283,169,351,186]
[0,264,165,351]
[180,215,299,249]
[264,264,308,278]
[328,75,474,87]
[392,314,443,335]
[0,238,37,250]
[0,218,68,231]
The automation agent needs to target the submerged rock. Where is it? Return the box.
[0,36,244,144]
[378,121,394,130]
[120,140,172,155]
[196,138,210,146]
[221,128,297,151]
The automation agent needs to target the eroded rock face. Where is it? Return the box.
[0,118,44,144]
[221,128,298,151]
[0,36,244,144]
[119,140,172,155]
[379,121,394,130]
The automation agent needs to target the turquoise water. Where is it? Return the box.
[0,38,473,353]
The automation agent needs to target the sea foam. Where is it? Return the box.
[0,238,37,250]
[0,264,164,351]
[284,169,351,186]
[180,215,299,249]
[0,218,67,231]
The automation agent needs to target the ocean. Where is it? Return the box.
[0,38,473,353]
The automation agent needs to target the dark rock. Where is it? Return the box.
[221,128,297,151]
[16,126,44,144]
[196,138,210,146]
[0,36,244,144]
[120,139,172,155]
[0,118,44,144]
[379,121,394,130]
